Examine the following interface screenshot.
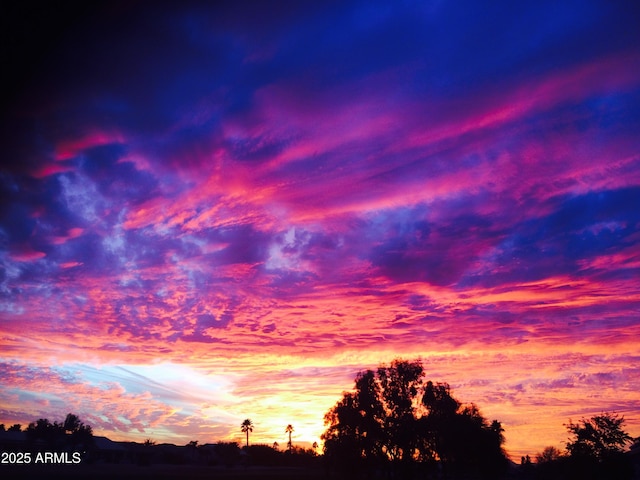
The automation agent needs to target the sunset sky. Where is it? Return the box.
[1,0,639,459]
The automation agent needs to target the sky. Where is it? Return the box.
[1,0,639,460]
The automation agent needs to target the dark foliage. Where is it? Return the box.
[25,413,94,450]
[518,413,635,480]
[563,412,634,480]
[215,441,242,467]
[322,358,509,479]
[566,412,632,460]
[246,444,282,466]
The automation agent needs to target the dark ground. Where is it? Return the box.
[0,464,332,480]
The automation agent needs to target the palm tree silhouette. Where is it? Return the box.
[241,419,253,447]
[285,424,294,452]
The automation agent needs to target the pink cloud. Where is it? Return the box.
[32,162,75,179]
[9,248,46,262]
[54,130,125,161]
[50,227,84,245]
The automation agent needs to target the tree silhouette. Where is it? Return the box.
[564,412,633,480]
[7,424,21,432]
[62,413,93,448]
[490,419,505,444]
[566,412,632,460]
[322,368,387,476]
[536,445,563,464]
[322,358,509,479]
[24,414,93,451]
[285,424,294,452]
[63,413,81,433]
[241,418,254,448]
[26,418,61,446]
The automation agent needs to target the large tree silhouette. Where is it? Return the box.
[566,412,632,460]
[241,418,254,448]
[322,359,508,479]
[564,412,633,480]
